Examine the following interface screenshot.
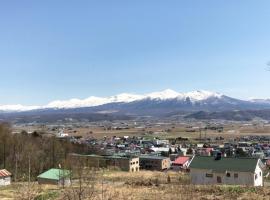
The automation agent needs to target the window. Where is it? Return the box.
[136,161,139,164]
[260,172,262,176]
[234,173,238,178]
[226,172,231,177]
[255,174,258,180]
[206,173,213,178]
[217,176,222,183]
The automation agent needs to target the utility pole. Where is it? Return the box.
[28,155,31,184]
[3,141,6,169]
[28,155,31,200]
[15,153,18,182]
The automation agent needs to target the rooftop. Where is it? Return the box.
[139,155,169,160]
[189,156,261,173]
[173,156,190,165]
[0,169,11,177]
[37,168,71,181]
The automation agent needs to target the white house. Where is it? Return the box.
[189,156,264,186]
[57,130,69,138]
[0,169,12,186]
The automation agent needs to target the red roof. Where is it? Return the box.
[205,148,213,153]
[173,156,190,165]
[0,169,11,177]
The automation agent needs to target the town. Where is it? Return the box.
[1,1,270,199]
[1,119,270,199]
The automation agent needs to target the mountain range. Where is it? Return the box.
[0,89,224,112]
[1,89,270,122]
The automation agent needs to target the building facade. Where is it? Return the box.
[69,154,140,172]
[0,169,11,186]
[37,168,71,186]
[139,156,170,171]
[189,156,264,186]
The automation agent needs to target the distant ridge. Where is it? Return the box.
[0,89,226,112]
[1,89,270,122]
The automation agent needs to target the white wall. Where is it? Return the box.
[190,169,260,186]
[254,163,263,186]
[0,177,11,186]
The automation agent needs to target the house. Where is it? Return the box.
[189,156,264,186]
[139,155,170,171]
[37,168,71,186]
[0,169,11,186]
[107,155,140,172]
[171,156,192,171]
[57,130,69,138]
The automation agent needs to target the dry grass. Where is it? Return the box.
[2,171,270,200]
[60,171,270,200]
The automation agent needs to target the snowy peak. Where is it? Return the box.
[107,93,144,103]
[46,96,108,109]
[145,89,222,101]
[146,89,180,100]
[0,104,40,112]
[0,89,227,112]
[183,90,222,101]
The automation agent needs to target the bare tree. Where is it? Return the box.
[61,158,99,200]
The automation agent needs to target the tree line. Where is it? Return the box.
[0,123,89,181]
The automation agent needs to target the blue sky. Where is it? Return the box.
[0,1,270,105]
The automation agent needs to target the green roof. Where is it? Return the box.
[37,169,71,181]
[189,156,259,173]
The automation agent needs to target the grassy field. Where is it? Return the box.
[1,170,270,200]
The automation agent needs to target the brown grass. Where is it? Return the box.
[2,170,270,200]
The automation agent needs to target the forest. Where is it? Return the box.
[0,123,89,181]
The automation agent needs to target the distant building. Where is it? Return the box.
[189,156,264,186]
[153,139,169,146]
[57,130,69,138]
[196,148,213,156]
[150,147,170,153]
[69,154,140,172]
[139,155,170,171]
[37,168,71,186]
[0,169,11,186]
[171,156,193,171]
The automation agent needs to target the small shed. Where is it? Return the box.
[0,169,12,186]
[171,156,191,170]
[37,168,71,186]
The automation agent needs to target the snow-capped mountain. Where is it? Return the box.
[0,89,269,114]
[0,89,223,112]
[0,104,40,112]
